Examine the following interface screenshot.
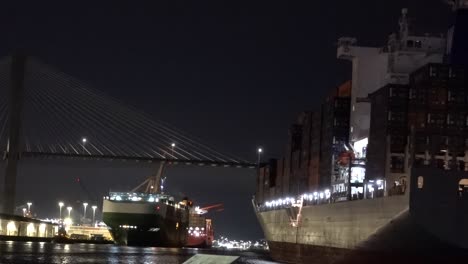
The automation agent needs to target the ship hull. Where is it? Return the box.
[185,235,212,248]
[255,168,468,263]
[103,200,188,247]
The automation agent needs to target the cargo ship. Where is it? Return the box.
[186,205,216,248]
[102,162,189,246]
[254,4,468,264]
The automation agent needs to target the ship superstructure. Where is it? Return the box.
[254,5,468,264]
[336,8,446,195]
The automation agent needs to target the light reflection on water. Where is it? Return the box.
[0,241,276,264]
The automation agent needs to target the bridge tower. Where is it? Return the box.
[2,54,26,214]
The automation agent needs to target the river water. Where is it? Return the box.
[0,241,278,264]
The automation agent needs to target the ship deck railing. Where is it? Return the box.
[256,188,406,212]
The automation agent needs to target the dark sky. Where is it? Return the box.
[0,1,453,240]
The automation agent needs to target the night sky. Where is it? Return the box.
[0,1,453,240]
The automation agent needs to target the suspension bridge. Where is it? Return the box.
[0,54,256,214]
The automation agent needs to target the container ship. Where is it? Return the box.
[186,204,218,248]
[102,162,190,247]
[254,4,468,263]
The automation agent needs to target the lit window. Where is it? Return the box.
[415,40,422,48]
[430,67,437,77]
[417,176,424,189]
[459,179,468,197]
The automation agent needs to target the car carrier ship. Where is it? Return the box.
[254,3,468,263]
[102,162,190,246]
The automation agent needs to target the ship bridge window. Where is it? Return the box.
[459,179,468,197]
[417,176,424,189]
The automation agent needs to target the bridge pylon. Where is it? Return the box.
[2,54,26,214]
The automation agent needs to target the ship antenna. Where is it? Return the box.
[399,8,410,39]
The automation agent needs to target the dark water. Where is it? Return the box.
[0,242,278,264]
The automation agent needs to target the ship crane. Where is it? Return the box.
[194,203,224,215]
[131,161,166,194]
[75,177,97,202]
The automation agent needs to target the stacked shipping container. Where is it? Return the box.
[255,81,351,203]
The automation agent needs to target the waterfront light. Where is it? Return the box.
[27,223,35,236]
[92,205,97,225]
[27,202,32,213]
[7,221,16,236]
[67,206,72,218]
[58,202,64,219]
[83,203,88,221]
[63,217,73,226]
[82,137,87,143]
[39,224,46,237]
[22,208,27,217]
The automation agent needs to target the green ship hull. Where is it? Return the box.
[102,196,189,247]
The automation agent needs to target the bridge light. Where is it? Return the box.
[257,147,263,165]
[171,143,175,147]
[82,138,87,143]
